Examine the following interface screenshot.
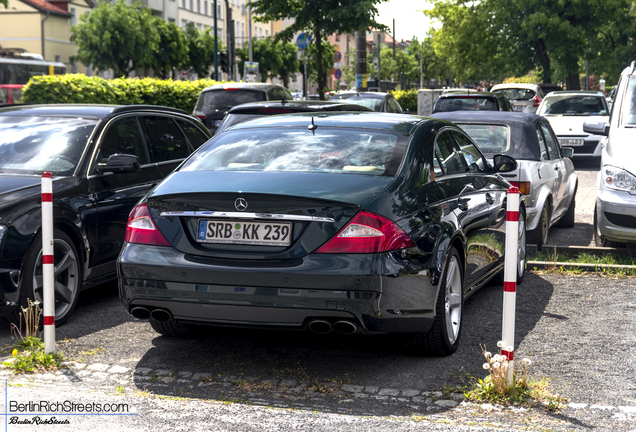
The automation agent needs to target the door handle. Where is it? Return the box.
[485,193,494,205]
[554,166,559,171]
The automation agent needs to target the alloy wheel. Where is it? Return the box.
[444,255,462,345]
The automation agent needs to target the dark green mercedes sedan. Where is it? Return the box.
[117,112,526,356]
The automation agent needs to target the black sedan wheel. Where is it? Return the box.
[403,247,464,356]
[11,230,81,327]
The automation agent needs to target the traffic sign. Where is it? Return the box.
[296,33,311,50]
[334,51,342,62]
[334,69,342,80]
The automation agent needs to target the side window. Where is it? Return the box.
[434,131,468,175]
[176,119,210,150]
[535,124,549,161]
[139,116,191,162]
[451,131,487,173]
[268,87,285,100]
[282,88,293,100]
[387,96,402,113]
[95,117,150,171]
[539,122,560,159]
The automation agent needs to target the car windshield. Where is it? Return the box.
[456,124,510,154]
[197,90,267,112]
[539,95,608,116]
[0,116,97,175]
[330,95,383,112]
[621,76,636,126]
[493,88,536,100]
[434,97,499,112]
[181,127,407,176]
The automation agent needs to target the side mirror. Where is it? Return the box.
[583,121,609,136]
[492,154,518,173]
[561,147,573,158]
[97,154,141,173]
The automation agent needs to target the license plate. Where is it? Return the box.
[559,138,584,146]
[197,220,292,246]
[513,105,523,112]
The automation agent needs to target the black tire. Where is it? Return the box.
[494,210,527,285]
[149,318,193,338]
[9,230,82,327]
[557,196,576,228]
[594,205,625,248]
[527,204,550,250]
[402,247,464,356]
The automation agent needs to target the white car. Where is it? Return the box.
[584,62,636,247]
[537,91,609,158]
[491,83,544,113]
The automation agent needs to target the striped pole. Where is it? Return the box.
[41,172,55,354]
[502,186,520,385]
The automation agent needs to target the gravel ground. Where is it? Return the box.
[0,271,634,431]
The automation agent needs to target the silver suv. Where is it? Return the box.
[584,61,636,247]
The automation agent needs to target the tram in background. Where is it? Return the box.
[0,48,66,104]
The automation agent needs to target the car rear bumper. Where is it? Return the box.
[596,188,636,242]
[117,243,440,334]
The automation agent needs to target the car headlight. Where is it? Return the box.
[602,165,636,192]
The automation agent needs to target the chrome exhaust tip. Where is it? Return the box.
[131,307,151,320]
[332,320,358,335]
[150,308,172,322]
[307,319,332,334]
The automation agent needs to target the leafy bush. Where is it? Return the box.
[390,89,418,112]
[22,75,222,112]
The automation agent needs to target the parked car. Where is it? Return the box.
[193,83,293,135]
[537,91,609,159]
[117,112,526,356]
[215,100,373,135]
[431,111,577,249]
[491,83,545,113]
[0,84,24,104]
[0,104,212,325]
[329,91,406,113]
[433,91,514,113]
[584,61,636,247]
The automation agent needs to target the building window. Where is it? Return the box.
[181,19,188,28]
[54,54,62,63]
[204,1,207,15]
[189,0,193,10]
[181,0,185,8]
[70,7,77,26]
[265,30,269,37]
[197,0,200,13]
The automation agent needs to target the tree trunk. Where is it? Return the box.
[315,27,325,100]
[565,74,580,91]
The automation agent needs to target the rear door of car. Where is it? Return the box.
[87,114,165,278]
[535,121,565,217]
[433,129,495,290]
[538,121,570,213]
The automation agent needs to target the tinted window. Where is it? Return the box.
[140,116,191,162]
[457,124,510,154]
[268,87,287,101]
[386,96,402,113]
[198,90,266,113]
[621,76,636,125]
[331,95,383,111]
[451,131,487,173]
[539,95,608,116]
[493,88,536,100]
[176,119,210,149]
[97,117,150,166]
[535,124,549,161]
[434,131,467,175]
[180,127,408,177]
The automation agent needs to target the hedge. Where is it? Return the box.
[390,89,418,112]
[22,75,223,113]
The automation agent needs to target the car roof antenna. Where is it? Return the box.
[281,98,287,105]
[308,117,318,134]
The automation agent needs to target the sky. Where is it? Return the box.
[375,0,435,42]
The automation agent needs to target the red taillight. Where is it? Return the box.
[533,94,542,107]
[125,204,171,246]
[195,114,206,120]
[316,211,415,254]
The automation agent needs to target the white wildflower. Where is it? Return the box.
[493,362,501,369]
[484,351,492,359]
[497,341,504,348]
[522,358,532,366]
[506,346,514,353]
[483,363,490,370]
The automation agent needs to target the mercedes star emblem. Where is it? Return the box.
[235,198,248,211]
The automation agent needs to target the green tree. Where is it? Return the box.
[70,0,159,77]
[151,19,189,79]
[342,50,377,89]
[301,42,337,92]
[237,37,284,82]
[184,23,221,78]
[276,41,300,88]
[250,0,389,99]
[1,0,7,9]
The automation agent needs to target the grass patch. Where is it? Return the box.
[3,337,64,373]
[530,249,636,276]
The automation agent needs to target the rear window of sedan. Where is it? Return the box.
[196,90,267,112]
[492,88,536,100]
[455,124,510,154]
[539,95,608,116]
[434,96,500,112]
[180,127,408,176]
[330,95,383,112]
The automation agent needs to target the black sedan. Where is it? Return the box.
[329,91,406,113]
[0,104,211,325]
[117,112,526,356]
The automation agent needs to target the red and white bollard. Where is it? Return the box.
[41,172,55,354]
[501,186,520,384]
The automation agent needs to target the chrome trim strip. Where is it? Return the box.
[160,211,335,223]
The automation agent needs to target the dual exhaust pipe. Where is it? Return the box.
[307,319,358,335]
[130,306,172,322]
